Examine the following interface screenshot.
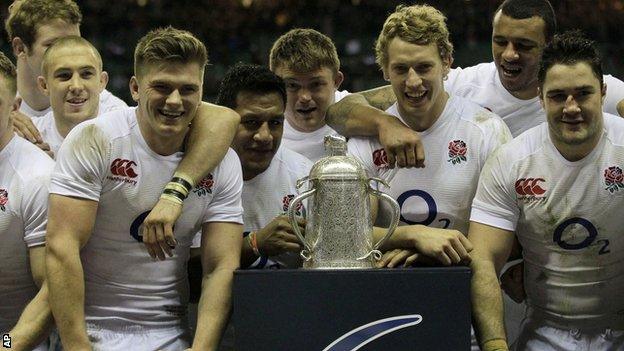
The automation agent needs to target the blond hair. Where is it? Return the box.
[269,28,340,76]
[134,26,208,77]
[0,52,17,95]
[5,0,82,48]
[41,36,102,76]
[375,4,453,69]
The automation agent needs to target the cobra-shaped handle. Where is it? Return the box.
[288,188,316,261]
[368,177,400,260]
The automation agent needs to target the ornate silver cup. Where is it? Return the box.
[288,135,400,269]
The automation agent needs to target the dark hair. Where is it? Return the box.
[216,63,286,109]
[5,0,82,48]
[538,30,603,88]
[496,0,557,41]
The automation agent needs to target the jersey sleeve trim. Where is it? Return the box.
[469,204,516,232]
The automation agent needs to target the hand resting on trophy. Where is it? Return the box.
[256,215,306,256]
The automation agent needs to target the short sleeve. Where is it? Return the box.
[603,75,624,116]
[470,148,519,231]
[49,122,109,201]
[480,112,513,161]
[202,149,244,224]
[21,173,52,248]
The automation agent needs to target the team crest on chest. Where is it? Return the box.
[282,194,303,215]
[604,166,624,193]
[107,157,138,186]
[447,140,467,165]
[0,189,7,212]
[372,148,390,169]
[515,177,547,202]
[193,174,214,197]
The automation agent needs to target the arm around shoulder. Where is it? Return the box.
[183,103,241,185]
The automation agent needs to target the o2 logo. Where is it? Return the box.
[129,211,151,242]
[553,217,610,255]
[397,190,450,228]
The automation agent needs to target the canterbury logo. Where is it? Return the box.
[110,158,138,178]
[515,178,546,196]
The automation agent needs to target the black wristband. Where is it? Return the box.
[163,188,187,201]
[171,176,193,192]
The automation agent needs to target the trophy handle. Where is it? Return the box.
[288,188,316,261]
[367,177,400,260]
[296,176,309,191]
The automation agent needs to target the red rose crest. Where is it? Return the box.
[282,194,303,215]
[604,166,624,193]
[193,174,214,197]
[448,140,467,165]
[372,148,390,169]
[0,189,7,212]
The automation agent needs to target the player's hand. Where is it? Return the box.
[410,226,473,266]
[10,110,42,143]
[256,215,305,256]
[377,115,425,168]
[142,196,181,260]
[500,261,526,303]
[377,249,418,268]
[35,141,54,158]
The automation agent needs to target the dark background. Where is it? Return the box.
[2,0,623,103]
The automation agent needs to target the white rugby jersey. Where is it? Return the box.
[20,88,127,118]
[242,146,312,269]
[49,107,243,328]
[348,96,511,235]
[282,90,350,161]
[471,113,624,329]
[32,111,63,156]
[446,62,624,137]
[0,136,54,332]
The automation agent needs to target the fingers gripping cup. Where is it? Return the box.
[287,135,400,269]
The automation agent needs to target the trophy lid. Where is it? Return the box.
[308,135,367,181]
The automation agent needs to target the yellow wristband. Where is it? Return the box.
[160,192,184,205]
[481,338,508,351]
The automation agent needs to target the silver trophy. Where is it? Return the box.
[288,135,400,269]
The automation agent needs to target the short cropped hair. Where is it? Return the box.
[269,28,340,76]
[538,30,603,88]
[41,36,102,77]
[5,0,82,48]
[375,4,453,70]
[0,52,17,95]
[134,26,208,78]
[496,0,557,42]
[216,63,286,110]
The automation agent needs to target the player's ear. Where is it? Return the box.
[129,76,140,102]
[12,37,27,58]
[333,70,344,89]
[37,76,50,97]
[537,87,545,108]
[11,96,21,113]
[99,71,109,92]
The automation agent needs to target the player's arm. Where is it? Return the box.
[192,221,243,350]
[240,215,305,268]
[8,247,52,351]
[142,103,240,260]
[468,221,515,351]
[326,86,423,168]
[46,195,98,351]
